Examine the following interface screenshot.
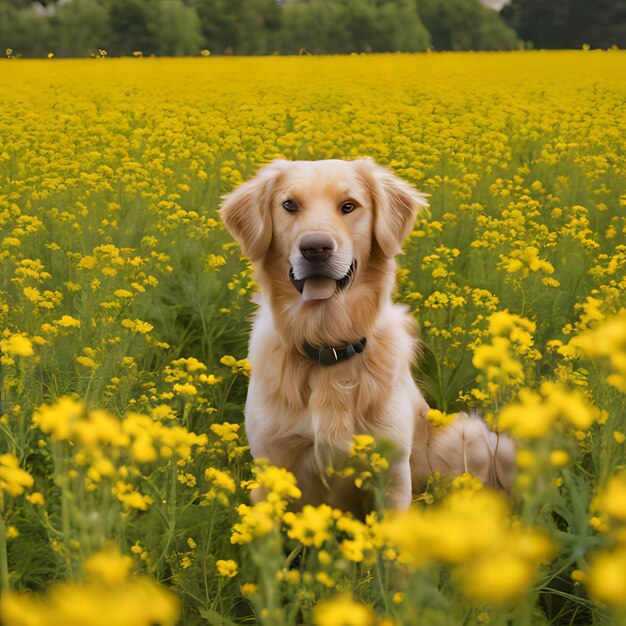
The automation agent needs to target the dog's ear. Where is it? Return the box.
[355,158,428,258]
[220,160,286,261]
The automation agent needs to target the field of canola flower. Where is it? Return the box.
[0,51,626,626]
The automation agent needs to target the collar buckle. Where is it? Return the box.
[302,338,366,366]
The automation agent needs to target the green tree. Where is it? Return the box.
[280,0,365,54]
[372,0,431,52]
[501,0,626,49]
[192,0,282,54]
[417,0,519,50]
[105,0,156,55]
[55,0,110,57]
[4,0,45,7]
[0,3,19,52]
[281,0,430,54]
[7,6,55,57]
[149,0,203,56]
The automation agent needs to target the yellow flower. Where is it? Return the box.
[499,384,597,438]
[247,464,302,503]
[220,355,237,367]
[499,389,555,438]
[381,487,554,602]
[216,559,238,578]
[488,311,535,346]
[351,434,375,453]
[204,467,236,505]
[199,373,223,385]
[6,526,20,539]
[315,571,334,588]
[541,382,597,430]
[426,408,458,427]
[549,450,570,466]
[569,311,626,391]
[312,594,375,626]
[450,472,485,491]
[76,355,98,369]
[131,437,158,463]
[114,486,154,511]
[0,334,34,357]
[33,398,85,442]
[26,492,45,505]
[498,246,555,278]
[210,422,240,442]
[473,337,524,385]
[595,474,626,522]
[283,504,335,548]
[586,547,626,608]
[240,582,257,597]
[1,548,179,625]
[173,382,197,396]
[55,314,81,328]
[85,546,133,585]
[336,515,374,563]
[207,253,226,268]
[23,286,41,302]
[122,319,154,334]
[0,454,34,496]
[231,501,276,544]
[454,530,554,605]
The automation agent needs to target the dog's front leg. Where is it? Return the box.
[385,456,413,510]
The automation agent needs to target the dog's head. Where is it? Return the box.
[220,158,428,303]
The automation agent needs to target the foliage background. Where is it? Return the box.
[2,0,626,58]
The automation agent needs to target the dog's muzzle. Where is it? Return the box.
[289,259,357,300]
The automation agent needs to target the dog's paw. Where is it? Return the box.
[427,412,516,491]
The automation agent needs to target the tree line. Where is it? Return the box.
[1,0,624,58]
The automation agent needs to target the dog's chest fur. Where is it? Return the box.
[245,301,419,461]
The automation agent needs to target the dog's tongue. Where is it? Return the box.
[301,276,337,301]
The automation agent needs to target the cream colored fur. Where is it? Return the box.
[220,158,514,511]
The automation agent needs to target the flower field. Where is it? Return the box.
[1,51,626,625]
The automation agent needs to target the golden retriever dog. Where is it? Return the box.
[220,158,514,512]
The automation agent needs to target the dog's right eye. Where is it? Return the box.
[282,199,299,213]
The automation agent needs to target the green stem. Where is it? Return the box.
[203,503,219,607]
[376,556,391,615]
[283,544,303,569]
[0,492,9,591]
[83,367,98,404]
[161,462,179,576]
[218,373,239,419]
[255,533,285,626]
[54,444,75,579]
[210,578,224,611]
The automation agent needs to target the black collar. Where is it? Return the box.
[302,338,367,366]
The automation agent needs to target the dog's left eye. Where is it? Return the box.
[341,202,356,214]
[282,199,299,213]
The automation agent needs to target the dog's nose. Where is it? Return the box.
[299,233,334,262]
